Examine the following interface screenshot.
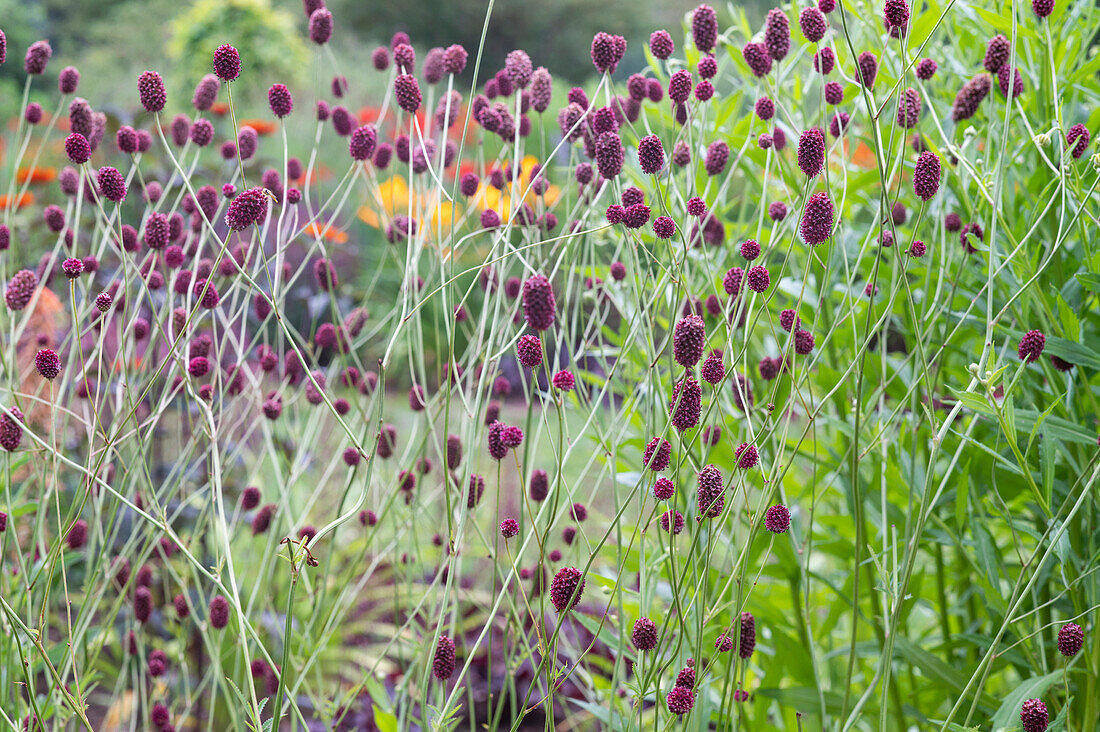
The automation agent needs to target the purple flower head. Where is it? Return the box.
[422,48,445,84]
[669,375,702,431]
[673,315,706,367]
[736,442,759,469]
[697,463,725,517]
[551,370,575,392]
[697,55,717,79]
[692,4,719,52]
[667,687,695,715]
[1020,699,1048,732]
[393,43,415,72]
[1057,622,1084,657]
[983,34,1009,73]
[897,87,922,128]
[61,257,84,279]
[137,70,166,113]
[960,221,984,252]
[96,166,126,203]
[653,216,675,238]
[800,191,833,245]
[951,74,991,121]
[705,140,729,176]
[142,212,169,249]
[1018,330,1045,362]
[432,636,456,680]
[595,131,624,178]
[747,265,770,293]
[857,51,878,88]
[209,595,230,629]
[794,328,815,354]
[638,134,666,174]
[649,30,674,59]
[1032,0,1054,17]
[653,476,675,500]
[225,187,269,230]
[522,274,556,330]
[672,141,692,166]
[765,8,791,60]
[998,65,1023,98]
[190,76,219,111]
[348,125,377,161]
[668,69,693,104]
[500,518,519,538]
[916,57,938,79]
[58,65,80,94]
[739,611,756,658]
[0,406,25,451]
[233,126,257,160]
[631,616,658,651]
[1066,123,1090,158]
[212,44,241,81]
[309,8,333,44]
[814,46,835,74]
[799,7,827,42]
[505,49,533,88]
[591,31,625,73]
[394,74,422,113]
[765,504,791,532]
[516,334,543,368]
[370,46,391,71]
[883,0,910,32]
[267,83,293,117]
[182,119,211,148]
[829,111,850,137]
[550,567,585,611]
[754,97,775,122]
[742,42,772,77]
[798,127,825,176]
[24,40,52,75]
[701,349,726,384]
[25,103,43,124]
[65,133,91,164]
[443,44,468,74]
[35,348,61,380]
[912,151,941,201]
[644,437,672,471]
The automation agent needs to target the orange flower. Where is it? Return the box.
[210,102,230,117]
[17,166,56,185]
[845,140,878,170]
[306,222,349,243]
[357,107,381,125]
[0,192,35,209]
[238,119,278,136]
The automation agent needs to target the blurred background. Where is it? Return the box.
[0,0,773,119]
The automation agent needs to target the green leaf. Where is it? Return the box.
[990,671,1062,731]
[949,390,995,417]
[1040,434,1055,509]
[1074,272,1100,292]
[373,705,398,732]
[1055,294,1079,340]
[1044,336,1100,370]
[956,460,970,531]
[1027,396,1062,455]
[755,686,845,716]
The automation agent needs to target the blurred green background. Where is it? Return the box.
[0,0,773,120]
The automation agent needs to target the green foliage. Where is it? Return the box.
[169,0,308,97]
